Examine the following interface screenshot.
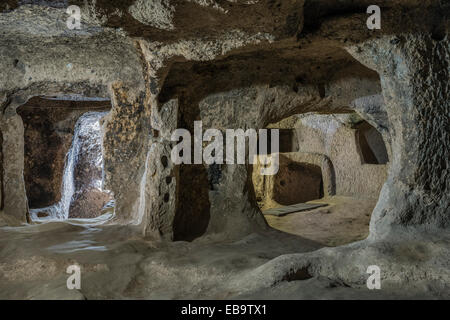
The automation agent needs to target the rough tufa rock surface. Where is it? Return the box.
[0,0,448,298]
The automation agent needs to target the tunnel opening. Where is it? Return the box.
[273,159,324,206]
[354,121,388,165]
[173,164,211,242]
[17,97,115,222]
[258,129,298,154]
[252,112,388,247]
[172,100,212,242]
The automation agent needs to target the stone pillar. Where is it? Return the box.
[102,83,151,225]
[348,34,449,238]
[0,127,3,212]
[141,99,179,240]
[0,113,28,224]
[141,140,178,240]
[140,93,267,241]
[207,163,266,238]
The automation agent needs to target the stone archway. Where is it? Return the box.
[0,83,151,226]
[253,152,336,210]
[347,35,450,237]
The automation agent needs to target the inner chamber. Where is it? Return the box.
[252,112,389,246]
[18,97,114,221]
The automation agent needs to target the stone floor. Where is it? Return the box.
[0,197,445,300]
[264,196,375,247]
[0,214,321,299]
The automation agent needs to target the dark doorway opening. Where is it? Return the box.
[355,121,388,164]
[18,97,114,221]
[273,160,324,206]
[173,164,211,241]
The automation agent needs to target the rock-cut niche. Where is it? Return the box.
[354,121,388,165]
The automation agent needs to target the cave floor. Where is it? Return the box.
[0,198,441,300]
[264,196,375,247]
[0,218,324,299]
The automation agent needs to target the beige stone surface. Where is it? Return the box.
[0,0,448,300]
[264,196,374,247]
[269,113,388,199]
